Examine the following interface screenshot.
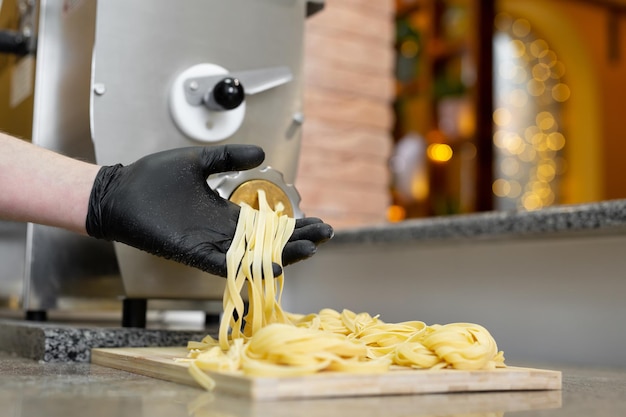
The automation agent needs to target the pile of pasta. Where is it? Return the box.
[180,191,505,391]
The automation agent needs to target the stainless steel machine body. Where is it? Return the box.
[0,0,323,315]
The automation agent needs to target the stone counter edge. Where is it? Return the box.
[329,199,626,245]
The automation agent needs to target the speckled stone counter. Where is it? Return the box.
[331,199,626,245]
[0,319,214,362]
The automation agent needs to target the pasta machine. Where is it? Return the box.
[0,0,323,325]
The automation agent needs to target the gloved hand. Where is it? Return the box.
[86,145,333,277]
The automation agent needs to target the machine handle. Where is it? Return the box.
[0,30,32,55]
[183,66,293,109]
[231,66,292,95]
[203,77,245,111]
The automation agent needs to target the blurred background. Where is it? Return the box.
[296,0,626,229]
[1,0,624,230]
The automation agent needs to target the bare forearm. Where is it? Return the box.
[0,132,100,234]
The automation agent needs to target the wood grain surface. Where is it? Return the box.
[91,346,561,401]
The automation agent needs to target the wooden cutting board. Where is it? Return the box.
[91,346,561,401]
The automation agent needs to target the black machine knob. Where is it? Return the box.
[0,30,32,55]
[204,77,245,111]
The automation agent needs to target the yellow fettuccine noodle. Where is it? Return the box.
[179,190,505,389]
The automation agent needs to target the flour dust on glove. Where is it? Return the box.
[85,145,333,278]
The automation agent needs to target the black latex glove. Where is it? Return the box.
[86,145,333,277]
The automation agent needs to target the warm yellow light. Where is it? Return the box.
[493,108,512,126]
[547,132,566,150]
[493,130,507,148]
[427,143,453,163]
[530,180,551,196]
[529,39,549,58]
[493,179,522,199]
[532,63,551,82]
[537,163,556,181]
[536,111,556,131]
[492,179,511,197]
[496,132,524,154]
[552,83,571,102]
[494,12,567,210]
[411,173,429,200]
[509,39,526,58]
[524,125,541,142]
[522,193,543,210]
[457,107,476,138]
[542,190,555,206]
[495,12,513,32]
[512,19,531,38]
[527,79,545,96]
[518,145,536,162]
[531,132,547,149]
[539,50,557,67]
[387,205,406,223]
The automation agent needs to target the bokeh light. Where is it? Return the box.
[493,13,568,211]
[427,143,453,162]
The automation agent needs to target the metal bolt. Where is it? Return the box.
[292,112,305,125]
[93,83,106,96]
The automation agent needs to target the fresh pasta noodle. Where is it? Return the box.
[420,323,503,370]
[179,190,505,389]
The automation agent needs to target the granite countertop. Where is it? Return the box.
[331,199,626,244]
[1,350,625,417]
[0,318,214,362]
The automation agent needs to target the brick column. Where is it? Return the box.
[297,0,395,229]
